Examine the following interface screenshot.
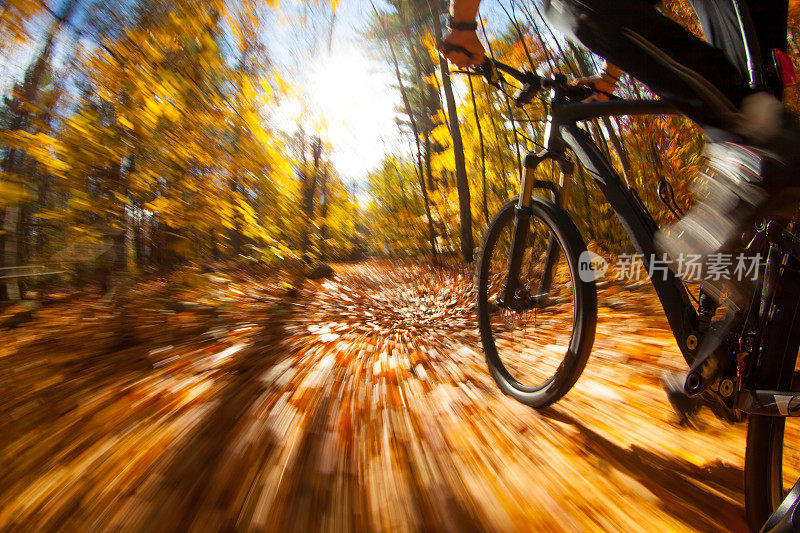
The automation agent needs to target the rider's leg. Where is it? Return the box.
[543,0,799,289]
[543,0,750,131]
[745,0,790,98]
[544,0,798,420]
[686,0,789,98]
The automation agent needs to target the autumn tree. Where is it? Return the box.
[0,0,79,299]
[0,0,359,298]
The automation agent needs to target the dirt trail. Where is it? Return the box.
[0,261,748,531]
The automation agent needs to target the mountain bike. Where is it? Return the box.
[452,53,800,531]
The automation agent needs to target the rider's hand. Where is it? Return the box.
[438,29,485,68]
[573,73,617,102]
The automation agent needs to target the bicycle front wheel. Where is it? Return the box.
[475,197,597,408]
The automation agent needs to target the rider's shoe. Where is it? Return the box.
[655,142,765,307]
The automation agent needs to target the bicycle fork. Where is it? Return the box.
[499,151,574,308]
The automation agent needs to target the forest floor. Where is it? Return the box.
[0,260,750,532]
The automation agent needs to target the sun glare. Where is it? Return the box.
[307,52,367,125]
[301,48,402,181]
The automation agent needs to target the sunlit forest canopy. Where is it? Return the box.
[0,0,363,301]
[0,0,799,299]
[361,0,800,261]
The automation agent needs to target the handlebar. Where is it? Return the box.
[439,42,598,106]
[477,58,598,105]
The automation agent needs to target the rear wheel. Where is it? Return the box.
[475,198,597,408]
[745,257,800,531]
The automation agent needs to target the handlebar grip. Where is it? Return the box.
[438,42,474,59]
[514,84,540,107]
[563,84,596,102]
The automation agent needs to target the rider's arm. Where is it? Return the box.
[450,0,480,25]
[439,0,486,68]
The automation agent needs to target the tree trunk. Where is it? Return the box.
[374,6,437,262]
[2,207,22,299]
[210,228,220,261]
[578,165,597,240]
[300,136,322,260]
[428,2,474,262]
[319,166,329,260]
[108,162,127,271]
[467,75,489,224]
[134,206,145,266]
[229,178,243,256]
[422,128,436,193]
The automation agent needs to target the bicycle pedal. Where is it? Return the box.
[685,313,739,396]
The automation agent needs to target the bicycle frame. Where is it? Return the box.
[512,97,701,366]
[499,82,800,418]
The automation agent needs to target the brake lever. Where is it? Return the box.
[438,41,474,60]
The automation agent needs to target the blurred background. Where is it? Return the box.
[0,0,799,530]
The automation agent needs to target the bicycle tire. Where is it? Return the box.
[745,259,800,531]
[476,197,597,408]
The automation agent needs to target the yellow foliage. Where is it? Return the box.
[0,0,361,265]
[118,116,134,129]
[144,196,173,215]
[0,176,33,206]
[421,30,439,65]
[430,123,451,148]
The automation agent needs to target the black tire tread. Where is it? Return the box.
[475,197,597,408]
